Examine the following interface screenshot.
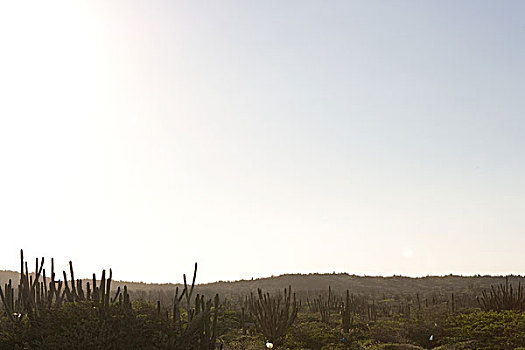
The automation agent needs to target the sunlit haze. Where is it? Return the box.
[1,0,524,283]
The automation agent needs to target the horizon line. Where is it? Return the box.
[1,268,524,286]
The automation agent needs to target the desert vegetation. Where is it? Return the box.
[1,250,524,349]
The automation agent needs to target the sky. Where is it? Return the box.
[0,0,524,284]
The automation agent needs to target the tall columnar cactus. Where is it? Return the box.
[341,290,356,334]
[0,250,126,323]
[173,285,185,329]
[367,300,377,321]
[183,262,198,322]
[88,268,121,314]
[312,286,332,323]
[170,263,222,349]
[195,293,220,350]
[477,276,525,311]
[240,306,246,334]
[118,285,132,311]
[306,286,341,323]
[247,285,298,346]
[48,257,65,308]
[0,250,45,321]
[0,250,222,350]
[63,261,88,302]
[22,252,45,318]
[0,279,22,323]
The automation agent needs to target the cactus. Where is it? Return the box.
[341,290,357,334]
[169,263,221,349]
[60,261,120,314]
[63,261,87,302]
[0,250,126,322]
[0,279,22,323]
[173,285,185,329]
[367,300,377,321]
[87,269,120,313]
[477,276,525,311]
[318,286,332,323]
[306,286,341,324]
[49,258,65,308]
[183,262,198,322]
[247,285,298,346]
[195,293,220,350]
[0,250,45,321]
[118,285,132,314]
[0,250,222,350]
[240,306,246,334]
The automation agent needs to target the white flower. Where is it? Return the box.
[429,335,434,341]
[266,342,274,349]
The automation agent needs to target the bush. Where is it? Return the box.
[445,310,525,349]
[368,319,406,345]
[365,344,424,350]
[284,319,343,349]
[0,300,204,349]
[404,318,446,348]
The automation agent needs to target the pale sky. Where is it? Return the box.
[0,1,524,283]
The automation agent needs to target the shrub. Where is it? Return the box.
[368,319,406,345]
[284,319,342,349]
[445,310,525,349]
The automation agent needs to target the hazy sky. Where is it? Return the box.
[0,1,524,283]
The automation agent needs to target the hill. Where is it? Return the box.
[2,269,524,301]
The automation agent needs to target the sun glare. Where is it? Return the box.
[1,1,99,122]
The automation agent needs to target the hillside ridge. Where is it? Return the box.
[2,269,524,298]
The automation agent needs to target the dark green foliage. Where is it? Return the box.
[368,318,406,345]
[0,300,216,350]
[445,310,525,349]
[283,312,371,349]
[366,310,448,349]
[404,317,444,349]
[284,318,342,349]
[367,345,424,350]
[215,307,240,339]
